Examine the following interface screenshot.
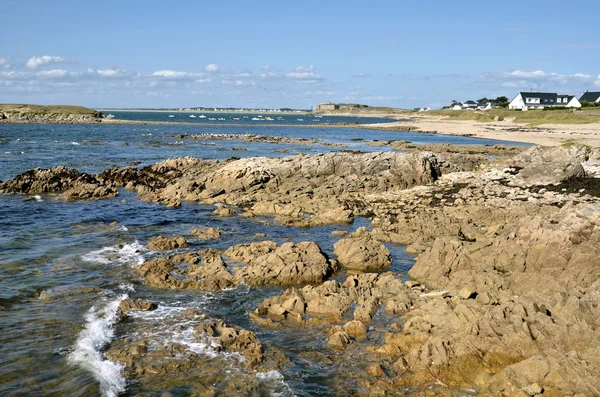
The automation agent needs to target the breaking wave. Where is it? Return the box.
[68,294,128,397]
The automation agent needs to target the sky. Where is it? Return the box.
[0,0,599,109]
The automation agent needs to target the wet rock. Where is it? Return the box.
[0,166,117,200]
[190,227,222,240]
[118,297,157,313]
[333,227,392,272]
[213,206,236,216]
[39,285,101,300]
[147,235,189,251]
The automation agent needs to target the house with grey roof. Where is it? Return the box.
[580,91,600,103]
[509,92,581,110]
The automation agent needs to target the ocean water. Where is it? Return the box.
[0,117,525,396]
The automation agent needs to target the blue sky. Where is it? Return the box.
[1,0,599,109]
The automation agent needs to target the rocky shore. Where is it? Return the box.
[3,144,600,396]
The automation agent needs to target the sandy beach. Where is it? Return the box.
[364,115,600,146]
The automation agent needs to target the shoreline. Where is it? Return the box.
[363,115,600,146]
[3,114,600,147]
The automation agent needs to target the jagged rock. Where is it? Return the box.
[190,227,222,240]
[328,331,351,348]
[147,235,188,251]
[213,206,235,216]
[253,273,415,325]
[0,166,117,200]
[225,241,334,286]
[118,298,156,313]
[137,250,234,291]
[509,145,588,186]
[333,227,392,271]
[344,320,368,337]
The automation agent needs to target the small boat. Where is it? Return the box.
[251,117,260,121]
[265,117,274,121]
[168,115,175,118]
[208,118,216,121]
[189,115,196,118]
[218,118,226,121]
[199,115,207,118]
[233,117,240,120]
[297,118,304,121]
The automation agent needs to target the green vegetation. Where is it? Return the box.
[0,104,102,118]
[425,108,600,125]
[581,100,600,108]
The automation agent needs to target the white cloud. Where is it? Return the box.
[507,70,546,78]
[26,55,67,69]
[287,65,322,81]
[36,69,77,78]
[87,68,129,78]
[196,77,213,84]
[0,57,9,69]
[351,73,372,78]
[151,70,204,79]
[471,69,598,92]
[205,64,221,73]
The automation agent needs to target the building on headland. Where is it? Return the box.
[508,92,581,110]
[449,99,491,110]
[314,102,340,111]
[580,91,600,103]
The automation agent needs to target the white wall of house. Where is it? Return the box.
[509,93,524,110]
[566,97,582,108]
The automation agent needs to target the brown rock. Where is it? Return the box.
[147,235,188,251]
[328,331,351,348]
[334,228,392,272]
[190,227,222,240]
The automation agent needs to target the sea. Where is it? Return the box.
[0,113,529,396]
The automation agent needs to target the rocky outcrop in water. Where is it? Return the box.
[138,241,335,291]
[0,166,118,200]
[146,235,189,251]
[105,306,288,396]
[0,111,102,124]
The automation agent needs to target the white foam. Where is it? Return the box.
[82,240,145,267]
[118,283,135,292]
[256,370,295,397]
[33,195,43,202]
[71,141,81,145]
[172,328,221,358]
[68,294,128,397]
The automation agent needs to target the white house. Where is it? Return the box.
[580,91,600,103]
[509,92,581,110]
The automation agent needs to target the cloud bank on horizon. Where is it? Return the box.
[0,54,599,109]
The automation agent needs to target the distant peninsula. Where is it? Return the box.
[0,104,103,124]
